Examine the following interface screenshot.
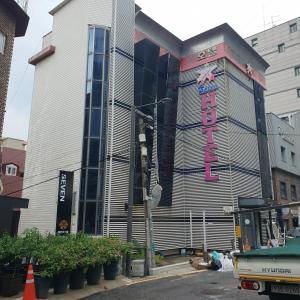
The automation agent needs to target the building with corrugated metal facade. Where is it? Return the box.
[19,0,272,251]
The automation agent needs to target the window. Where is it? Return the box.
[281,146,286,162]
[290,23,297,33]
[278,43,285,53]
[291,185,297,201]
[0,31,6,54]
[291,151,296,166]
[6,164,17,176]
[280,182,287,199]
[297,88,300,98]
[251,38,258,47]
[295,67,300,77]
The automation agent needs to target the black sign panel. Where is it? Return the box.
[56,171,74,234]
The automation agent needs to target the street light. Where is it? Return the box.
[126,97,173,276]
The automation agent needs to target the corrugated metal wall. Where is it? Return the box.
[105,53,264,251]
[103,0,135,236]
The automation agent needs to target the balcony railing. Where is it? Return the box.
[14,0,28,12]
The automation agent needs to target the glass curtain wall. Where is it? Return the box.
[156,54,179,206]
[78,26,110,235]
[134,39,160,204]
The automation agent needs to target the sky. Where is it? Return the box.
[4,0,300,141]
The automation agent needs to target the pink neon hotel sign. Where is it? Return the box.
[196,64,220,181]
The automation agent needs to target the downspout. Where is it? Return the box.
[106,0,118,237]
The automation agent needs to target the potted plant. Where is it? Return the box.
[49,235,77,294]
[0,234,23,297]
[103,237,132,280]
[69,234,92,290]
[32,237,55,299]
[86,237,105,285]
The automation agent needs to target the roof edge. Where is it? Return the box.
[183,23,269,70]
[49,0,73,15]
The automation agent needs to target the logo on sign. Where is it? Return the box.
[196,64,218,95]
[59,173,67,202]
[197,64,220,182]
[197,46,217,61]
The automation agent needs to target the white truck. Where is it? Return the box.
[234,238,300,300]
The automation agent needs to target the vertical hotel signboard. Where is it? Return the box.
[196,64,220,181]
[56,171,74,234]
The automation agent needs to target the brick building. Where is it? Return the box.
[1,137,26,197]
[0,0,29,137]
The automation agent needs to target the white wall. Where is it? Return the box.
[19,0,113,234]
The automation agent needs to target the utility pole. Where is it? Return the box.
[126,98,172,276]
[138,118,155,275]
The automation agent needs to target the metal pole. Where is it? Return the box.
[203,211,208,263]
[138,118,154,275]
[298,207,300,227]
[126,106,136,276]
[190,211,193,248]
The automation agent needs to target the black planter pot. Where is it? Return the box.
[34,276,51,299]
[104,261,118,280]
[69,267,86,290]
[0,273,23,297]
[53,272,70,294]
[86,264,102,285]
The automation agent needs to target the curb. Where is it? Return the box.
[150,262,190,276]
[126,269,207,286]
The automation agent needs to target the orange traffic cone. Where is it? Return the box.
[23,264,36,300]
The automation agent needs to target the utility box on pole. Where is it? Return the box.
[138,118,155,275]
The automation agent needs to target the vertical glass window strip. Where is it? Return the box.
[87,169,98,199]
[79,26,109,235]
[93,54,104,80]
[79,169,86,200]
[0,31,6,54]
[95,28,105,53]
[297,88,300,98]
[88,28,95,52]
[92,81,102,108]
[84,109,89,137]
[294,67,300,77]
[84,202,96,234]
[90,109,101,137]
[86,81,92,107]
[88,138,100,167]
[87,55,94,81]
[78,202,84,231]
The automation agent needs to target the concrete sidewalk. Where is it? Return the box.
[0,258,205,300]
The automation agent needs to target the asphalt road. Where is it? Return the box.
[83,271,270,300]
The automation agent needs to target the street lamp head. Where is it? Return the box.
[135,97,174,109]
[159,97,173,104]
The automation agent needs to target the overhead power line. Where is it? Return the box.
[3,147,131,197]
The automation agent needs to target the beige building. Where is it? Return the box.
[245,17,300,121]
